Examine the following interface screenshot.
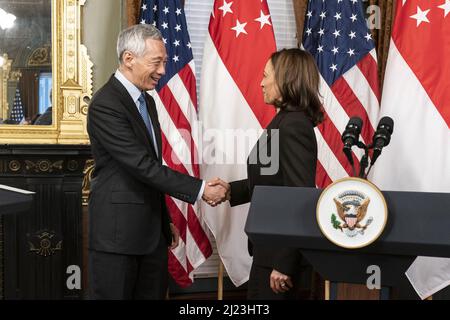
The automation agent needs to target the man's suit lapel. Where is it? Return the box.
[109,76,160,160]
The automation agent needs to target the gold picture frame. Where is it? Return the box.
[0,0,93,144]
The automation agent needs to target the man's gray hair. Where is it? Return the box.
[117,24,163,64]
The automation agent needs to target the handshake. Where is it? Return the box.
[202,178,230,207]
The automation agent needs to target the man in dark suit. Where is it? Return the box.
[34,107,52,125]
[34,90,52,125]
[87,24,226,300]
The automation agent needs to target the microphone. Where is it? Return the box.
[370,116,394,165]
[342,116,363,165]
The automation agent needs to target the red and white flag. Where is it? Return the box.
[371,0,450,299]
[199,0,277,286]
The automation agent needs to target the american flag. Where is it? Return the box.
[10,87,25,123]
[139,0,212,287]
[303,0,380,187]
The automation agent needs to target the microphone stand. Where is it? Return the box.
[343,146,357,177]
[349,154,357,178]
[351,163,357,178]
[357,142,370,179]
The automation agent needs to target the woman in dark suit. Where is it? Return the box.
[211,48,323,300]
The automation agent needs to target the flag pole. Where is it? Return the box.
[217,260,224,300]
[324,280,330,300]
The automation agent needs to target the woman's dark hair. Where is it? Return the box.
[271,48,324,126]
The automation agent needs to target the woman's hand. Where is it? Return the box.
[270,269,293,294]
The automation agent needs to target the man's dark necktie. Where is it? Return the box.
[138,92,158,157]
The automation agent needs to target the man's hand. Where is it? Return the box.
[207,178,231,202]
[270,269,293,294]
[169,223,180,250]
[202,177,230,206]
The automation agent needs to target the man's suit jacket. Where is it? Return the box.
[229,109,317,276]
[34,107,52,125]
[87,75,202,255]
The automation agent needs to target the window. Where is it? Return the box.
[38,72,52,114]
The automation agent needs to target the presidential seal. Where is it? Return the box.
[316,177,387,249]
[332,191,372,238]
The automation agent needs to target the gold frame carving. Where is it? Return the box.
[27,45,52,67]
[0,0,93,144]
[0,54,13,121]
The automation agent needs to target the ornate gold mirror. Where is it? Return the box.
[0,0,92,144]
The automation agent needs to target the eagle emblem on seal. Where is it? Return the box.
[331,191,373,238]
